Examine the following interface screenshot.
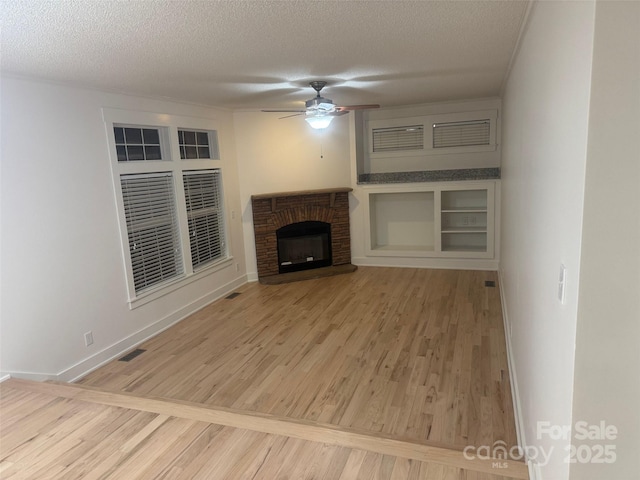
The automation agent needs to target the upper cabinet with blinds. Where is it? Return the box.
[372,125,424,153]
[366,110,497,159]
[356,99,501,179]
[432,120,490,149]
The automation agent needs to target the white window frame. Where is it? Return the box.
[103,108,232,309]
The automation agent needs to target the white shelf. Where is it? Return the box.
[441,227,487,233]
[372,244,435,251]
[441,245,488,253]
[441,208,487,213]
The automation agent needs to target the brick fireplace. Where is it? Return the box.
[251,188,355,283]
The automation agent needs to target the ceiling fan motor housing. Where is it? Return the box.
[305,96,335,112]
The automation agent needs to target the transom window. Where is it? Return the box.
[178,129,218,159]
[114,126,163,161]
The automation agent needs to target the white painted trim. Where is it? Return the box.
[528,460,542,480]
[2,371,57,382]
[128,257,234,309]
[246,271,259,282]
[353,256,499,271]
[1,374,12,383]
[498,268,531,470]
[499,269,541,480]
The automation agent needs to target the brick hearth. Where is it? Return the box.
[251,188,353,281]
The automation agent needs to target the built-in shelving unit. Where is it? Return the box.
[440,189,489,253]
[352,99,501,270]
[364,181,496,260]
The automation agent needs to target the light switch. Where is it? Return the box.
[558,264,567,304]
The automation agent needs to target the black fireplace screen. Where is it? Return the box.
[276,221,332,274]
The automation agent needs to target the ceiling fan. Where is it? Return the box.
[261,81,380,129]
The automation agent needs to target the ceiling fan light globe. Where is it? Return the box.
[305,115,334,129]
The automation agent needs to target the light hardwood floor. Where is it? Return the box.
[1,379,525,479]
[80,267,517,449]
[1,267,522,479]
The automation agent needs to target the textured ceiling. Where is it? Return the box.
[0,1,529,110]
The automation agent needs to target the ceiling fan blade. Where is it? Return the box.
[279,113,305,119]
[336,104,381,111]
[261,109,306,113]
[329,110,350,117]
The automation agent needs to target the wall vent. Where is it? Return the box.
[372,125,424,152]
[433,119,490,148]
[118,348,146,362]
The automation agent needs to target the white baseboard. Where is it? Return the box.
[528,460,542,480]
[498,269,530,468]
[246,271,259,282]
[1,373,12,383]
[3,275,248,384]
[353,256,499,271]
[2,371,57,382]
[61,274,248,383]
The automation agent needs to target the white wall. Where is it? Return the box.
[500,2,595,478]
[570,2,640,479]
[0,77,246,380]
[233,112,352,279]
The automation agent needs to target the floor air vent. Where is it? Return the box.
[118,349,146,362]
[485,280,496,287]
[226,292,241,299]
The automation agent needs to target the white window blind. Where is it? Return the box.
[432,120,490,148]
[372,125,424,152]
[183,170,225,269]
[120,173,183,294]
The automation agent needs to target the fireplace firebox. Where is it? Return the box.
[277,221,331,274]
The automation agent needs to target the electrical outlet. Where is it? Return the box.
[469,216,476,226]
[462,216,469,226]
[235,263,240,272]
[84,331,94,347]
